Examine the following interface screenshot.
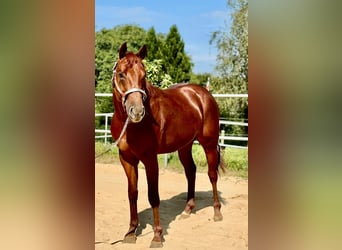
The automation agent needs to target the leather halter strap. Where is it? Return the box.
[112,62,147,107]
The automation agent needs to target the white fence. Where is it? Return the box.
[95,93,248,148]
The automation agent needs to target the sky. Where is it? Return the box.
[95,0,231,74]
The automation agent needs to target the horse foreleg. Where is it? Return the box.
[119,151,139,243]
[143,157,163,248]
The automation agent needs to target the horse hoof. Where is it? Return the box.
[214,214,223,222]
[178,211,191,220]
[150,240,163,248]
[123,234,137,244]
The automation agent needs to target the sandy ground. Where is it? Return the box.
[95,163,248,249]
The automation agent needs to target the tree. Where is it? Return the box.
[162,25,193,83]
[211,0,247,88]
[144,27,173,88]
[190,72,212,87]
[144,59,173,89]
[210,0,248,144]
[145,27,161,61]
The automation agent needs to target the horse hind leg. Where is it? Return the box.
[178,144,197,215]
[204,146,223,221]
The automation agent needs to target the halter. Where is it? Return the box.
[112,62,147,108]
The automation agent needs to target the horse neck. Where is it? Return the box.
[145,80,161,98]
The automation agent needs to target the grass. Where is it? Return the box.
[95,142,248,178]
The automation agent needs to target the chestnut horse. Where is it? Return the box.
[110,42,226,248]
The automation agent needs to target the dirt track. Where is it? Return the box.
[95,163,248,249]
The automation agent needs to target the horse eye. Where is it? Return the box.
[118,72,125,80]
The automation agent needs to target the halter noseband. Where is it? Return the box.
[112,62,147,108]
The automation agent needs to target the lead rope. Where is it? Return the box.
[95,117,129,159]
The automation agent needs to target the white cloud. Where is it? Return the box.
[200,10,228,20]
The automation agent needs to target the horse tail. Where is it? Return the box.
[217,145,228,176]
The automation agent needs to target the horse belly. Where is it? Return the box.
[155,121,198,154]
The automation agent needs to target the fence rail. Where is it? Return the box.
[95,92,248,148]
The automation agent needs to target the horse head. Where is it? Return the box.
[112,42,148,123]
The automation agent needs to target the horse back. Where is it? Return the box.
[165,83,219,121]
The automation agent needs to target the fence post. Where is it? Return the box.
[164,154,168,168]
[104,115,108,144]
[220,130,225,145]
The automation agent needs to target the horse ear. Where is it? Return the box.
[137,45,147,59]
[119,42,127,59]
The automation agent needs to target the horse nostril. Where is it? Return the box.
[140,107,145,117]
[129,106,135,116]
[128,106,145,122]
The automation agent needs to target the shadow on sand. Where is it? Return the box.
[136,190,226,237]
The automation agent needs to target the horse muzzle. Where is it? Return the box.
[127,105,145,123]
[122,88,147,123]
